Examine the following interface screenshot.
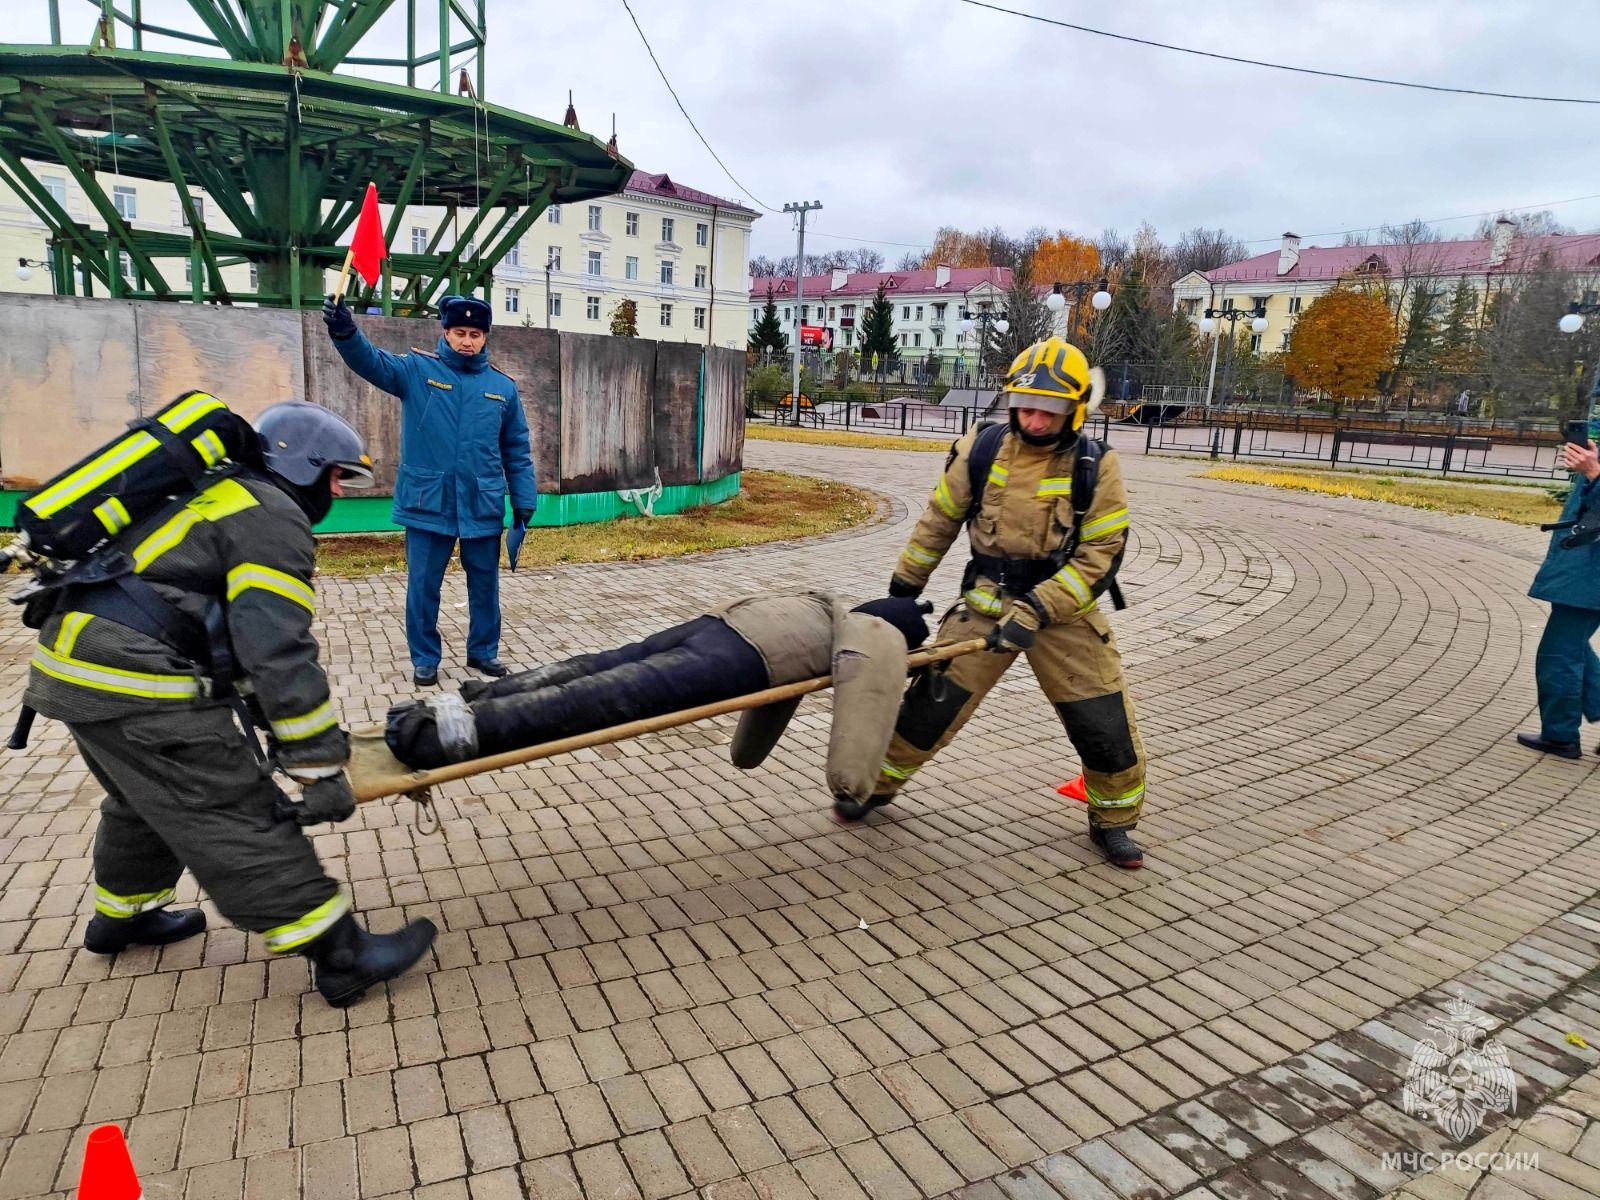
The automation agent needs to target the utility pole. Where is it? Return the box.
[783,200,822,426]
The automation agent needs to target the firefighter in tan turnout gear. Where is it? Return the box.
[862,336,1149,867]
[21,400,437,1005]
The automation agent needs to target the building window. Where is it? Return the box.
[507,241,521,266]
[660,260,674,286]
[587,250,602,277]
[914,333,922,347]
[183,195,205,228]
[463,241,477,261]
[547,246,562,271]
[119,250,135,284]
[587,295,601,320]
[694,306,706,329]
[1252,296,1269,312]
[1288,295,1302,314]
[412,226,428,254]
[549,293,562,317]
[112,186,137,221]
[41,174,66,207]
[842,304,855,318]
[1250,333,1262,353]
[899,332,907,346]
[784,307,791,320]
[548,205,561,224]
[915,305,923,320]
[625,256,638,280]
[828,306,836,320]
[844,329,854,346]
[933,303,945,319]
[696,222,708,246]
[505,287,520,313]
[902,305,910,320]
[694,264,707,288]
[661,217,675,243]
[626,212,639,236]
[660,303,673,327]
[184,259,193,284]
[802,306,809,320]
[934,331,943,348]
[588,204,602,232]
[1280,330,1292,351]
[249,264,258,290]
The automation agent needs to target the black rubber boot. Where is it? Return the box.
[414,666,439,687]
[303,913,438,1007]
[1090,825,1145,869]
[832,794,893,824]
[84,907,207,955]
[467,657,511,678]
[1516,733,1581,760]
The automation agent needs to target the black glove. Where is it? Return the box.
[888,575,923,599]
[274,773,357,826]
[512,507,535,527]
[322,294,356,341]
[986,592,1047,654]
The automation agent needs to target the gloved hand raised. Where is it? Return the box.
[986,592,1048,654]
[888,575,923,599]
[322,294,357,341]
[274,772,357,826]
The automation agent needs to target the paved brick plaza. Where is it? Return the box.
[0,437,1597,1200]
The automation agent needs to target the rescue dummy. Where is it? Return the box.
[873,337,1150,868]
[15,397,437,1005]
[384,593,930,811]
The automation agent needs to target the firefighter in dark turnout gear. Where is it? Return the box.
[875,337,1149,867]
[23,400,437,1005]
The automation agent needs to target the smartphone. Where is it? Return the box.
[1566,420,1592,447]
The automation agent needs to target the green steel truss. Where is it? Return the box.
[4,2,632,311]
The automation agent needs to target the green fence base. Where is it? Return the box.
[2,474,741,536]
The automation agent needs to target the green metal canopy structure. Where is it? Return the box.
[0,0,633,312]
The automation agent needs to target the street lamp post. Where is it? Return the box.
[958,308,1010,392]
[1045,277,1112,342]
[1199,301,1268,409]
[544,252,557,330]
[1558,295,1600,435]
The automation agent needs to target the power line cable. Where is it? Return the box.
[957,0,1600,105]
[1239,193,1600,245]
[617,0,777,213]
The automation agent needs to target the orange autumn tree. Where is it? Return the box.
[1285,285,1396,402]
[1030,233,1102,287]
[921,226,994,267]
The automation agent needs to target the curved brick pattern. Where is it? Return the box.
[0,436,1594,1199]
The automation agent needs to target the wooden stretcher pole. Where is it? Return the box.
[350,637,989,803]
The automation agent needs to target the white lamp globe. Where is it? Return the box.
[1559,312,1585,334]
[14,264,31,282]
[1045,290,1065,311]
[1199,317,1216,335]
[994,319,1010,334]
[959,318,975,335]
[1091,289,1112,311]
[1251,316,1268,334]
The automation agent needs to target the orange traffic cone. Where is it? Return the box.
[77,1124,142,1199]
[1056,775,1088,803]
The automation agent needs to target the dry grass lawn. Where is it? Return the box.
[315,468,881,576]
[745,424,950,452]
[1201,464,1565,526]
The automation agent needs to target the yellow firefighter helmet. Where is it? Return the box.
[1001,337,1106,431]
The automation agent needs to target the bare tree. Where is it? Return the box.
[846,247,885,272]
[1094,228,1130,272]
[804,249,851,274]
[748,255,779,278]
[1172,227,1248,277]
[1474,210,1572,239]
[895,250,924,271]
[774,255,797,278]
[1370,220,1450,391]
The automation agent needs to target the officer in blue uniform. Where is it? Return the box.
[1518,433,1600,759]
[324,293,536,685]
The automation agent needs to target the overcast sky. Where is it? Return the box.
[14,1,1600,262]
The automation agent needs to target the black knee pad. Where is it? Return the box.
[1055,694,1138,774]
[894,669,973,752]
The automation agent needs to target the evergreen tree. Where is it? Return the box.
[1436,279,1480,372]
[987,261,1052,377]
[857,284,897,372]
[748,286,788,353]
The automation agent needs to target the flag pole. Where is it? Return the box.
[333,245,356,304]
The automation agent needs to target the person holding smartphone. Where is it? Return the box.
[1518,420,1600,759]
